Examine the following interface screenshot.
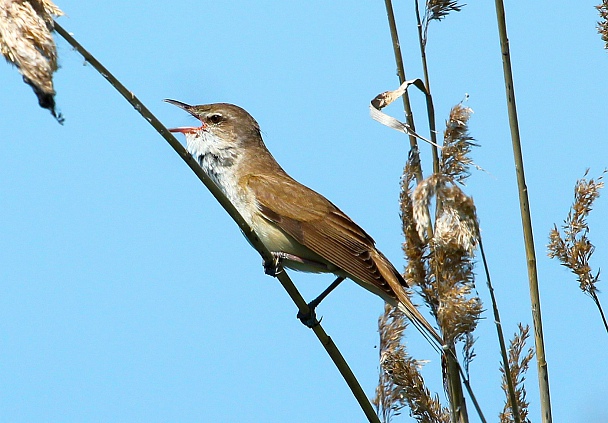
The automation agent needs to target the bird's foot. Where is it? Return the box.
[263,253,284,276]
[297,303,322,328]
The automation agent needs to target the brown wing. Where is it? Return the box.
[244,173,396,298]
[245,173,444,347]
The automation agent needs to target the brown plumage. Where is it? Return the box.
[166,100,444,348]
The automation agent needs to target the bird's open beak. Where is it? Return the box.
[164,98,207,133]
[164,98,192,111]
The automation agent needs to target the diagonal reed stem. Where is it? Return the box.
[590,291,608,334]
[492,2,553,423]
[478,238,521,423]
[53,21,380,423]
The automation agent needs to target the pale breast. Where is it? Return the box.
[185,131,334,275]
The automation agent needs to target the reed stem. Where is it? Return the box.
[383,0,424,184]
[478,238,521,423]
[53,21,380,423]
[491,3,552,422]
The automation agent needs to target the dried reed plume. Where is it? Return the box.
[410,176,482,344]
[429,229,481,346]
[548,169,608,332]
[0,0,63,122]
[499,324,534,423]
[382,104,482,422]
[373,303,449,423]
[440,105,476,185]
[421,0,464,47]
[410,104,482,346]
[426,0,463,22]
[597,0,608,49]
[400,154,430,291]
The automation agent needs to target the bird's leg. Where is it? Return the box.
[262,252,344,327]
[297,276,346,328]
[263,252,329,276]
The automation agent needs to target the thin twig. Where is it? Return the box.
[591,292,608,333]
[478,238,521,423]
[492,3,553,422]
[456,367,487,423]
[53,21,380,423]
[414,0,440,174]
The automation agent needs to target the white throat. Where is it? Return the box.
[185,131,239,185]
[184,131,252,220]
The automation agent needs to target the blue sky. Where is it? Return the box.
[1,1,607,422]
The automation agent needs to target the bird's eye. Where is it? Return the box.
[208,114,223,124]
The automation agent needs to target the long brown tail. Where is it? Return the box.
[373,250,444,350]
[395,297,444,350]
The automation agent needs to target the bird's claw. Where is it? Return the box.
[297,304,322,328]
[263,253,283,276]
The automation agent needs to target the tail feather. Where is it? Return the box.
[396,301,443,352]
[373,250,444,351]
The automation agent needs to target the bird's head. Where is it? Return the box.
[165,100,261,145]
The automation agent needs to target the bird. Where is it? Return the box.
[165,99,443,348]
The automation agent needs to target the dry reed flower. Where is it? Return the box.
[403,169,440,317]
[392,105,482,420]
[426,0,463,22]
[400,154,429,290]
[440,104,476,185]
[0,0,63,122]
[374,303,449,423]
[408,103,482,346]
[434,184,478,254]
[430,244,482,345]
[597,1,608,49]
[548,169,607,332]
[412,179,478,255]
[413,103,477,243]
[374,303,408,422]
[421,0,464,47]
[409,173,440,316]
[499,324,534,423]
[412,173,440,243]
[411,176,482,344]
